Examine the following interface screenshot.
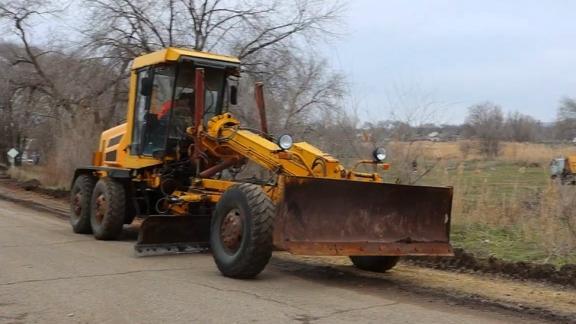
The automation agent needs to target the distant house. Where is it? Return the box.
[427,132,440,142]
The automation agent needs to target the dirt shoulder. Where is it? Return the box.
[0,174,574,322]
[0,175,69,219]
[278,255,576,323]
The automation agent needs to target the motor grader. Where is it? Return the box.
[69,47,453,278]
[550,156,576,185]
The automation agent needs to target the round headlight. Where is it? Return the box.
[278,134,294,150]
[373,147,387,162]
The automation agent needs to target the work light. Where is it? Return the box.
[373,147,387,162]
[278,134,294,150]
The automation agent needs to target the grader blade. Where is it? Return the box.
[274,176,453,256]
[135,216,210,256]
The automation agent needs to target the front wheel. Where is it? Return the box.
[349,256,400,272]
[210,183,275,279]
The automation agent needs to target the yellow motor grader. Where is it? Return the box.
[69,47,453,278]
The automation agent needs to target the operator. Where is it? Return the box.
[157,91,196,139]
[157,91,194,120]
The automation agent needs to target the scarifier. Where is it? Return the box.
[69,47,453,278]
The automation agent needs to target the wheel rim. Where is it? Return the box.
[220,208,243,253]
[72,192,82,217]
[95,194,107,224]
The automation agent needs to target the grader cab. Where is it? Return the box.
[69,47,453,278]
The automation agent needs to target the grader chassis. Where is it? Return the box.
[69,48,453,278]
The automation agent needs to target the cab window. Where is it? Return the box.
[130,65,176,156]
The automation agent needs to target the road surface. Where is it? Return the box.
[0,198,539,324]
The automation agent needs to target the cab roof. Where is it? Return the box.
[131,47,240,70]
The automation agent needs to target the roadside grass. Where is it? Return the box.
[385,142,576,267]
[438,161,575,266]
[7,165,69,189]
[451,223,576,266]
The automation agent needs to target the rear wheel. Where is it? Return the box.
[90,178,125,240]
[210,183,275,278]
[70,175,96,234]
[349,256,400,272]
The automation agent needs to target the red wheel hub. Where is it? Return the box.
[220,209,243,253]
[72,193,82,216]
[95,194,107,224]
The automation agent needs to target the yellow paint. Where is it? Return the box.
[131,47,240,70]
[568,155,576,173]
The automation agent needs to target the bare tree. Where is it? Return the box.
[464,102,504,158]
[264,53,344,131]
[85,0,343,62]
[555,97,576,140]
[0,0,131,180]
[505,111,541,142]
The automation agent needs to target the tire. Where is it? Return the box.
[210,183,275,279]
[349,256,400,272]
[70,174,96,234]
[90,178,125,240]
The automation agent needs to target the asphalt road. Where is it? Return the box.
[0,199,537,324]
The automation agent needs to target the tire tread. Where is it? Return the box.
[212,183,275,278]
[91,177,125,240]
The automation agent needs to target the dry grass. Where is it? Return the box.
[381,140,576,264]
[391,140,574,165]
[7,165,70,189]
[449,174,576,264]
[6,117,101,189]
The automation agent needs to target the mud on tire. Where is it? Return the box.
[90,177,125,240]
[70,175,96,234]
[349,256,400,272]
[210,183,275,279]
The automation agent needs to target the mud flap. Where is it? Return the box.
[274,176,453,256]
[135,215,210,256]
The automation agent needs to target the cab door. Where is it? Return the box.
[131,65,176,157]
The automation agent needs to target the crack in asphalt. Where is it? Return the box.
[292,301,400,324]
[0,267,196,286]
[187,281,402,321]
[0,266,309,314]
[317,302,400,318]
[291,303,399,323]
[0,239,93,248]
[190,281,308,312]
[0,265,322,316]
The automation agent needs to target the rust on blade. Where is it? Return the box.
[281,242,453,256]
[274,176,453,256]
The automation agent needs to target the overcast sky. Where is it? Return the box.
[325,0,576,124]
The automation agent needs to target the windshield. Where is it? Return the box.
[172,62,226,127]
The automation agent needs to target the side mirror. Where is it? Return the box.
[229,85,238,105]
[140,76,153,96]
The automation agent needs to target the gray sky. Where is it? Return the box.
[325,0,576,124]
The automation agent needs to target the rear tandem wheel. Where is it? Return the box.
[90,177,126,240]
[70,174,96,234]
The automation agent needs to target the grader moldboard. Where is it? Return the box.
[70,47,453,278]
